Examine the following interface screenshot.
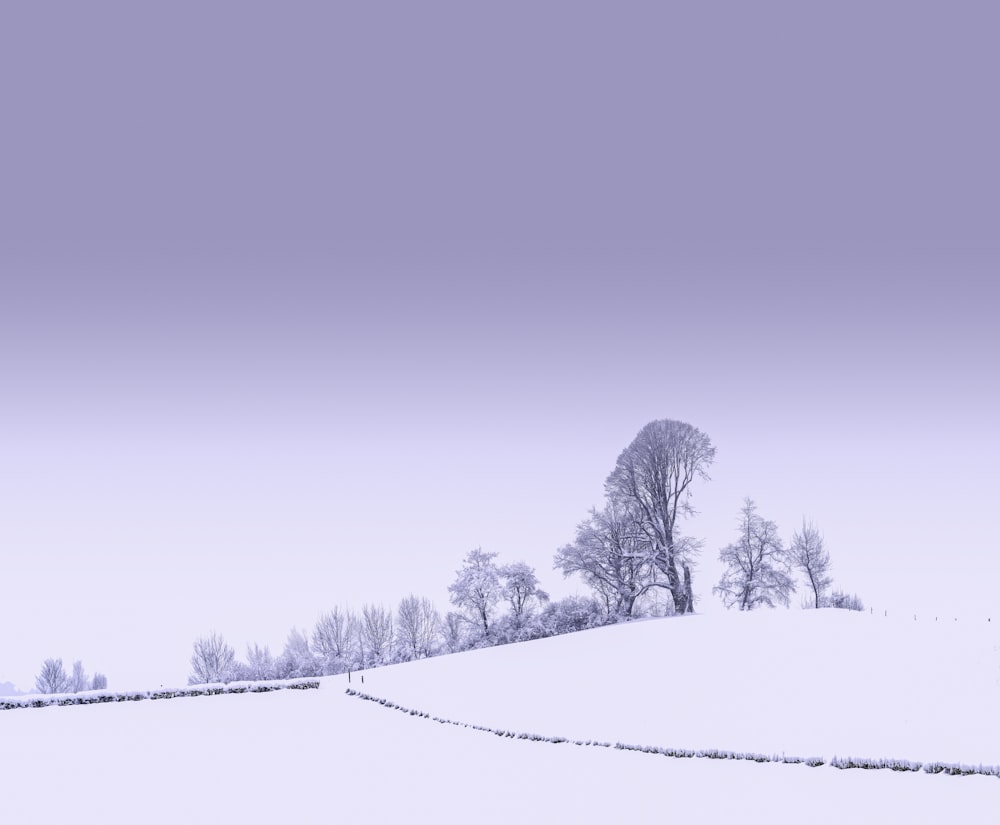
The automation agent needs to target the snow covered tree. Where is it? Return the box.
[790,519,833,608]
[90,672,108,690]
[189,633,238,684]
[605,419,715,614]
[499,562,548,624]
[448,548,502,637]
[555,500,668,618]
[275,628,321,678]
[69,660,88,693]
[538,596,607,636]
[35,658,69,694]
[359,604,395,666]
[244,643,276,681]
[714,498,796,610]
[312,608,358,674]
[824,590,864,611]
[440,611,470,653]
[395,595,441,661]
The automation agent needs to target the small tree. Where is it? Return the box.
[448,548,502,638]
[69,660,88,693]
[312,608,357,674]
[396,595,441,661]
[90,673,108,691]
[790,519,833,608]
[189,632,237,684]
[35,658,70,694]
[275,628,320,679]
[714,498,796,610]
[440,611,469,653]
[359,604,395,666]
[244,643,276,681]
[499,562,549,624]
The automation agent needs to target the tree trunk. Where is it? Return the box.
[683,563,694,614]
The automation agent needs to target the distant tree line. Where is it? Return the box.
[34,658,107,694]
[188,548,617,684]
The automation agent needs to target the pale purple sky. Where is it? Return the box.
[2,2,998,690]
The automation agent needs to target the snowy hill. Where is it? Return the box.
[1,609,996,824]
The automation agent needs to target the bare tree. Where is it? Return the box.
[312,608,358,674]
[714,498,796,610]
[554,501,668,618]
[35,658,70,694]
[360,603,395,666]
[605,419,715,614]
[244,643,276,681]
[395,595,441,661]
[448,548,502,637]
[276,628,320,679]
[440,611,469,653]
[189,632,237,684]
[69,660,88,693]
[90,673,108,690]
[790,519,833,608]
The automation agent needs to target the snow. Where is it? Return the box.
[1,609,997,823]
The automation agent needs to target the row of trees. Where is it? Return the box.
[34,658,108,694]
[189,551,603,684]
[713,498,861,611]
[553,419,861,615]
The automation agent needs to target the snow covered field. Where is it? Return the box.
[2,610,997,823]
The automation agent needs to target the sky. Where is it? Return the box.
[2,1,998,690]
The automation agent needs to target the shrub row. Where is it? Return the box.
[832,755,1000,778]
[0,679,320,712]
[924,762,1000,778]
[344,688,824,767]
[345,688,1000,780]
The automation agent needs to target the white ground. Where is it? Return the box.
[1,610,997,823]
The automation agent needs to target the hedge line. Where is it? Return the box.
[343,689,823,767]
[831,755,1000,778]
[1,679,320,712]
[344,688,999,780]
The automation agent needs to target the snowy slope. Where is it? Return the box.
[1,610,996,824]
[364,609,1000,766]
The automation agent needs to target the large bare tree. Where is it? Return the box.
[604,419,715,614]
